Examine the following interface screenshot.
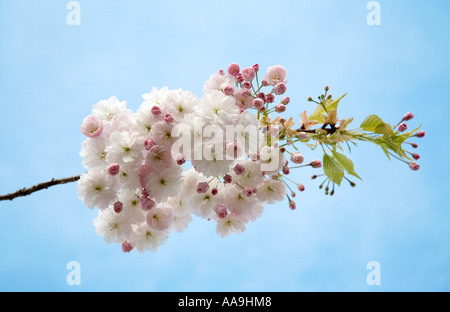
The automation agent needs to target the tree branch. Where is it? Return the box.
[0,175,81,201]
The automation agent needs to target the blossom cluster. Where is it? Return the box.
[77,64,308,253]
[78,63,424,253]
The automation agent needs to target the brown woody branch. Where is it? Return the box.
[0,175,81,201]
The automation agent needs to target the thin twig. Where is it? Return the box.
[0,175,81,201]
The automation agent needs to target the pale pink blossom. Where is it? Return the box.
[265,65,287,86]
[81,115,103,138]
[227,63,240,77]
[290,153,304,164]
[242,67,256,81]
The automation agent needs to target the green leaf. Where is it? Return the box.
[374,122,395,136]
[309,93,347,122]
[360,114,384,131]
[331,151,362,180]
[399,124,422,142]
[323,154,344,185]
[376,136,410,160]
[381,144,391,160]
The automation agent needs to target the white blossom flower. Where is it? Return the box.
[116,167,141,192]
[145,166,184,203]
[230,160,264,189]
[80,137,108,170]
[163,89,197,121]
[215,213,247,238]
[191,137,234,177]
[105,131,144,166]
[118,189,145,223]
[225,184,264,221]
[77,168,117,210]
[167,196,191,217]
[93,208,133,244]
[141,86,170,107]
[92,96,131,135]
[171,213,192,233]
[146,204,174,231]
[256,179,286,204]
[133,104,163,136]
[131,222,169,253]
[188,183,225,219]
[203,72,235,94]
[233,111,265,155]
[258,145,286,176]
[197,90,240,127]
[149,121,176,148]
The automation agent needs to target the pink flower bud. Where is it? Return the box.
[242,67,256,81]
[241,81,252,89]
[138,164,151,187]
[412,153,420,160]
[290,153,304,164]
[218,69,225,75]
[298,184,305,192]
[223,85,235,96]
[151,105,161,115]
[226,142,243,159]
[261,78,269,86]
[144,139,156,151]
[243,187,254,197]
[121,241,133,253]
[256,92,266,100]
[415,130,425,138]
[282,166,290,175]
[227,63,240,77]
[253,98,265,109]
[269,125,280,137]
[80,115,103,138]
[140,196,156,211]
[250,152,260,162]
[258,106,266,113]
[211,188,218,196]
[252,64,259,72]
[196,182,209,194]
[215,204,228,219]
[236,74,244,84]
[275,104,286,113]
[223,174,232,184]
[113,201,123,213]
[164,113,173,122]
[409,162,420,171]
[176,153,186,165]
[281,96,290,105]
[398,123,407,132]
[108,163,120,176]
[233,164,246,175]
[403,112,414,121]
[289,201,296,210]
[411,143,418,148]
[273,82,287,95]
[310,159,322,168]
[265,93,275,103]
[297,132,308,140]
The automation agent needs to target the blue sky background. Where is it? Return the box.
[0,0,448,291]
